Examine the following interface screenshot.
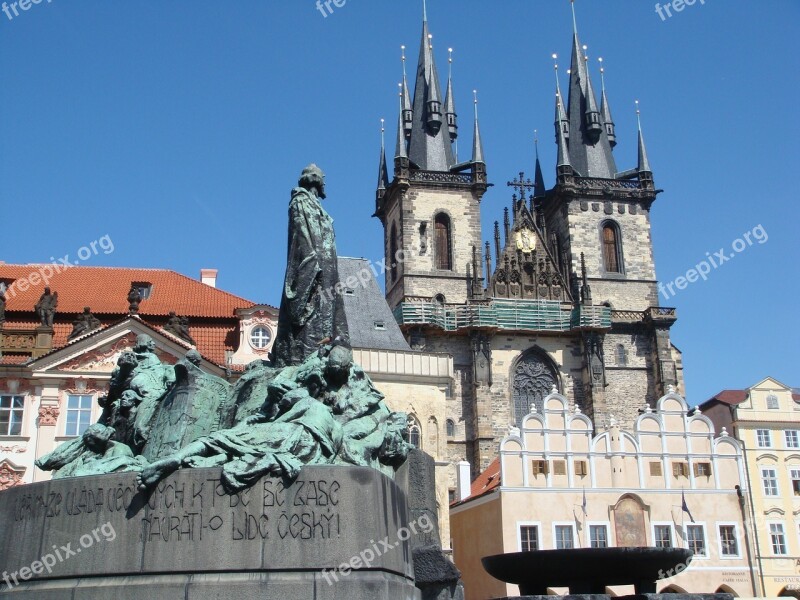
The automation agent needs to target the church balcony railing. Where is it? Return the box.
[408,170,475,185]
[393,299,611,333]
[575,177,642,190]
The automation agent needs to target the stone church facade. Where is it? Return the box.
[374,7,684,482]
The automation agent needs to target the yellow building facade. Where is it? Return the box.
[450,391,755,600]
[721,378,800,597]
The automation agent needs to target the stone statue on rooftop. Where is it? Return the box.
[164,311,196,345]
[0,283,6,325]
[34,287,58,327]
[128,285,142,314]
[68,307,101,341]
[272,164,349,368]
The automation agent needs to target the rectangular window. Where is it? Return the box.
[672,462,689,478]
[790,469,800,496]
[694,462,712,477]
[574,460,588,477]
[654,525,673,548]
[757,429,772,448]
[532,460,549,476]
[650,461,663,477]
[553,460,566,476]
[555,525,574,549]
[0,396,24,436]
[66,395,93,437]
[786,431,800,449]
[719,525,739,557]
[589,525,608,548]
[770,523,787,555]
[520,526,539,552]
[687,525,707,557]
[762,468,779,497]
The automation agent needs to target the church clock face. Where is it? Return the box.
[515,229,536,253]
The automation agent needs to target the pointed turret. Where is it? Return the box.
[400,46,413,139]
[636,101,653,184]
[444,48,458,144]
[556,103,573,181]
[582,51,603,137]
[598,58,616,148]
[552,54,569,145]
[407,4,456,172]
[377,119,389,195]
[564,1,617,178]
[471,90,485,165]
[533,132,546,200]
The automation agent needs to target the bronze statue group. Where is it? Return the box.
[36,165,412,492]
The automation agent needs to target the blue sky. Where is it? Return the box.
[1,1,797,401]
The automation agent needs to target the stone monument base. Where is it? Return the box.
[4,571,416,599]
[0,466,421,599]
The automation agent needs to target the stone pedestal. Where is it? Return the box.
[0,466,420,599]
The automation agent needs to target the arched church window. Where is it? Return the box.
[390,223,399,282]
[602,222,623,274]
[446,419,456,438]
[434,213,452,271]
[616,344,628,366]
[511,349,559,426]
[407,416,421,449]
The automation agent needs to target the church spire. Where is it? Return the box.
[565,1,617,178]
[636,100,653,182]
[472,90,485,165]
[400,46,413,139]
[444,48,458,146]
[407,2,456,172]
[377,119,389,194]
[533,131,546,200]
[553,54,569,143]
[598,57,616,148]
[395,86,409,161]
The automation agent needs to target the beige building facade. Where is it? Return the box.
[702,378,800,597]
[450,390,755,600]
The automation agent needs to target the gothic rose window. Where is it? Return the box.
[434,213,452,271]
[511,349,559,426]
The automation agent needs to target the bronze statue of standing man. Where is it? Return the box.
[272,164,349,368]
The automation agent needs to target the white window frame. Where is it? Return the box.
[651,522,675,549]
[762,466,780,497]
[685,522,708,559]
[786,430,800,449]
[768,521,788,556]
[790,467,800,497]
[0,395,25,437]
[65,394,94,438]
[552,522,577,550]
[249,326,273,350]
[716,522,741,559]
[587,521,612,549]
[516,521,541,552]
[757,429,772,448]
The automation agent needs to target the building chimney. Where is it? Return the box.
[200,269,218,288]
[457,461,471,502]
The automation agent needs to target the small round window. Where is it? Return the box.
[250,326,272,350]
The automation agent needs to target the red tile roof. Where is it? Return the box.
[452,457,501,507]
[705,390,748,406]
[0,265,263,318]
[0,264,267,367]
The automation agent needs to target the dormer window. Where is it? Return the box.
[132,282,153,300]
[374,321,386,331]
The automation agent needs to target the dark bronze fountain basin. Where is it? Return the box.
[482,547,693,595]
